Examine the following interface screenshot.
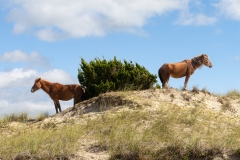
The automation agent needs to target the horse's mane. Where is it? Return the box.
[35,77,52,83]
[35,77,41,82]
[191,54,204,69]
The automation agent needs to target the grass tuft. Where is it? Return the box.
[225,89,240,99]
[221,100,236,113]
[3,112,28,123]
[201,87,210,94]
[191,85,199,93]
[36,112,49,121]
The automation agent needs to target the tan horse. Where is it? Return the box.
[158,54,212,90]
[31,78,85,113]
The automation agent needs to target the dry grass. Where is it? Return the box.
[221,100,235,112]
[201,87,210,94]
[36,112,49,121]
[3,112,28,123]
[191,85,199,93]
[85,102,240,159]
[1,90,240,159]
[0,122,86,159]
[225,89,240,99]
[216,89,240,113]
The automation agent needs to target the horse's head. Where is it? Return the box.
[202,54,212,68]
[31,78,41,93]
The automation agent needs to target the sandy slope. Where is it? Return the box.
[37,88,240,160]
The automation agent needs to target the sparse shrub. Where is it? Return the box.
[36,112,49,121]
[78,57,157,99]
[18,112,28,122]
[155,83,161,89]
[4,112,28,123]
[225,89,240,99]
[201,87,209,94]
[221,100,236,112]
[192,85,199,93]
[0,119,5,128]
[42,122,56,129]
[181,93,191,101]
[218,97,225,104]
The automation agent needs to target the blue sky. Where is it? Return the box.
[0,0,240,117]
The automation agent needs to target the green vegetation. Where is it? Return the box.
[78,57,157,99]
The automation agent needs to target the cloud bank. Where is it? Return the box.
[3,0,240,41]
[4,0,217,41]
[0,51,78,117]
[216,0,240,20]
[0,50,51,69]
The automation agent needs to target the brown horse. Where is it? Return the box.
[158,54,212,90]
[31,78,85,113]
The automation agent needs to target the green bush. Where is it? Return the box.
[78,57,157,99]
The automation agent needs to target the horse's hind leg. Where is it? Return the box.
[159,64,170,88]
[73,94,82,108]
[73,87,84,108]
[57,101,62,113]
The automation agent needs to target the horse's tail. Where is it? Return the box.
[158,67,163,85]
[81,85,85,93]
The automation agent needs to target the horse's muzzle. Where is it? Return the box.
[31,89,35,93]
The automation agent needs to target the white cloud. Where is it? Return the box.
[0,67,78,117]
[0,68,77,88]
[215,28,223,35]
[0,50,51,69]
[40,69,78,84]
[5,0,188,41]
[0,68,37,88]
[0,100,52,117]
[0,50,78,117]
[0,99,73,117]
[1,50,38,62]
[235,56,240,61]
[175,12,217,26]
[215,0,240,20]
[174,1,217,26]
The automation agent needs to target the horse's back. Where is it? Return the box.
[160,61,186,71]
[47,81,84,100]
[160,61,188,78]
[68,84,85,97]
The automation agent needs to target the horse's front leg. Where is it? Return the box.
[183,75,191,90]
[54,101,59,113]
